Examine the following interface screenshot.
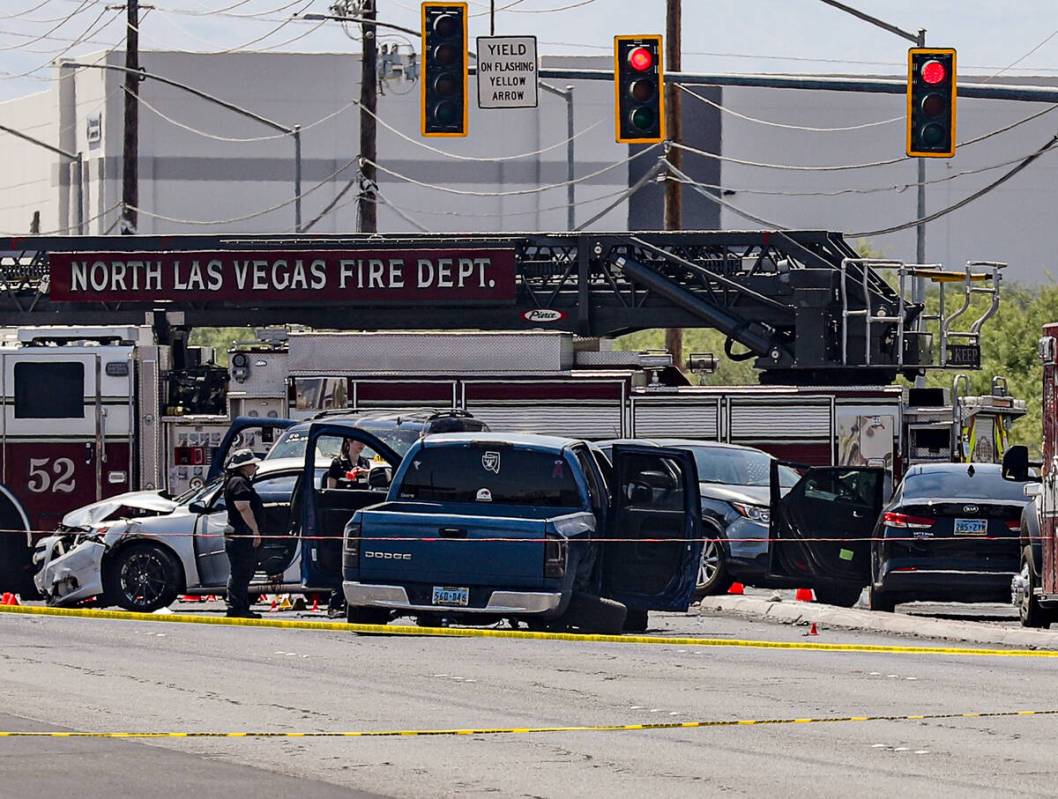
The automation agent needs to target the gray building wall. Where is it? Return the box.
[719,80,1058,284]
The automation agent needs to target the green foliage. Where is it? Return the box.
[616,280,1057,451]
[614,327,759,385]
[188,327,253,366]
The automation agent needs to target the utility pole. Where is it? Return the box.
[121,0,139,234]
[663,0,683,369]
[358,0,378,233]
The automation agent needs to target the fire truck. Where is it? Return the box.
[1008,324,1058,627]
[0,230,1022,593]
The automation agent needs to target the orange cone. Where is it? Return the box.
[0,592,10,605]
[727,582,745,595]
[269,595,278,612]
[311,596,319,613]
[795,588,815,602]
[807,622,819,636]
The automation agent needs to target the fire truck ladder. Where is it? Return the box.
[937,261,1006,369]
[0,231,1002,385]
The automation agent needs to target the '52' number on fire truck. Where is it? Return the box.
[28,458,76,494]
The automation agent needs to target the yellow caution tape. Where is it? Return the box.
[2,603,1057,658]
[0,708,1053,739]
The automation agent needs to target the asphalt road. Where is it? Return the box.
[3,609,1058,798]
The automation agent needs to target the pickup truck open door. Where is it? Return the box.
[602,444,704,612]
[769,463,885,601]
[296,421,402,589]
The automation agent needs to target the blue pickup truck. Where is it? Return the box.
[337,433,705,634]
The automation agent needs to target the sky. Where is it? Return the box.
[3,0,1058,102]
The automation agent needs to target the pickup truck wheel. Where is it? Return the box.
[813,583,863,608]
[562,593,627,635]
[105,544,180,613]
[623,608,649,633]
[1018,546,1053,629]
[693,528,732,599]
[346,606,391,625]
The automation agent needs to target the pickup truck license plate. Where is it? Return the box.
[954,518,988,535]
[432,586,469,607]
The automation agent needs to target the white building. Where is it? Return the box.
[1,48,1056,284]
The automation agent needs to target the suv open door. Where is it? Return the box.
[296,421,402,589]
[206,416,297,482]
[602,444,703,612]
[769,463,884,604]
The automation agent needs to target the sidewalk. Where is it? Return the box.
[699,594,1058,650]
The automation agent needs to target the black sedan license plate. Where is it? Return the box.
[954,518,987,536]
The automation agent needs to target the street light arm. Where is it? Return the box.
[61,61,294,134]
[298,12,421,38]
[817,0,920,45]
[0,122,78,160]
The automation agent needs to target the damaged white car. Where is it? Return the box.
[34,459,322,612]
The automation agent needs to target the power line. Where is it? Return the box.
[850,132,1058,236]
[676,83,901,132]
[364,144,660,197]
[0,0,62,21]
[128,154,360,226]
[0,0,95,52]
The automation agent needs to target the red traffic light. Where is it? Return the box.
[628,46,654,72]
[921,60,946,84]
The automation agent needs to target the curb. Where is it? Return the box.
[698,595,1058,651]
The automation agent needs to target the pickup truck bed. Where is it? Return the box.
[346,501,594,615]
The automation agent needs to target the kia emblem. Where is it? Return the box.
[963,505,979,514]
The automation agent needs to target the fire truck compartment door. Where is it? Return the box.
[602,444,703,612]
[2,352,108,529]
[206,417,297,483]
[769,463,884,586]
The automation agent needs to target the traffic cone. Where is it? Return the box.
[269,595,278,612]
[795,588,815,602]
[807,622,819,636]
[727,582,745,595]
[181,595,201,603]
[0,592,10,605]
[206,595,218,602]
[311,596,319,613]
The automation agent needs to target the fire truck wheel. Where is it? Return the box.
[105,544,181,613]
[1018,546,1054,629]
[813,582,863,608]
[693,526,732,599]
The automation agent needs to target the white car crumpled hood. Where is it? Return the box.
[61,491,177,528]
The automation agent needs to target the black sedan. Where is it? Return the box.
[868,463,1031,612]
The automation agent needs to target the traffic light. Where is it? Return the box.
[421,2,468,137]
[614,35,665,144]
[907,48,956,158]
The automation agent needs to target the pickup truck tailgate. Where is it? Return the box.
[358,504,553,588]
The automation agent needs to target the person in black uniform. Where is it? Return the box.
[223,449,265,619]
[326,438,372,488]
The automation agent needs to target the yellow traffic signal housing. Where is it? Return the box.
[421,2,469,137]
[907,47,956,158]
[614,35,665,144]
